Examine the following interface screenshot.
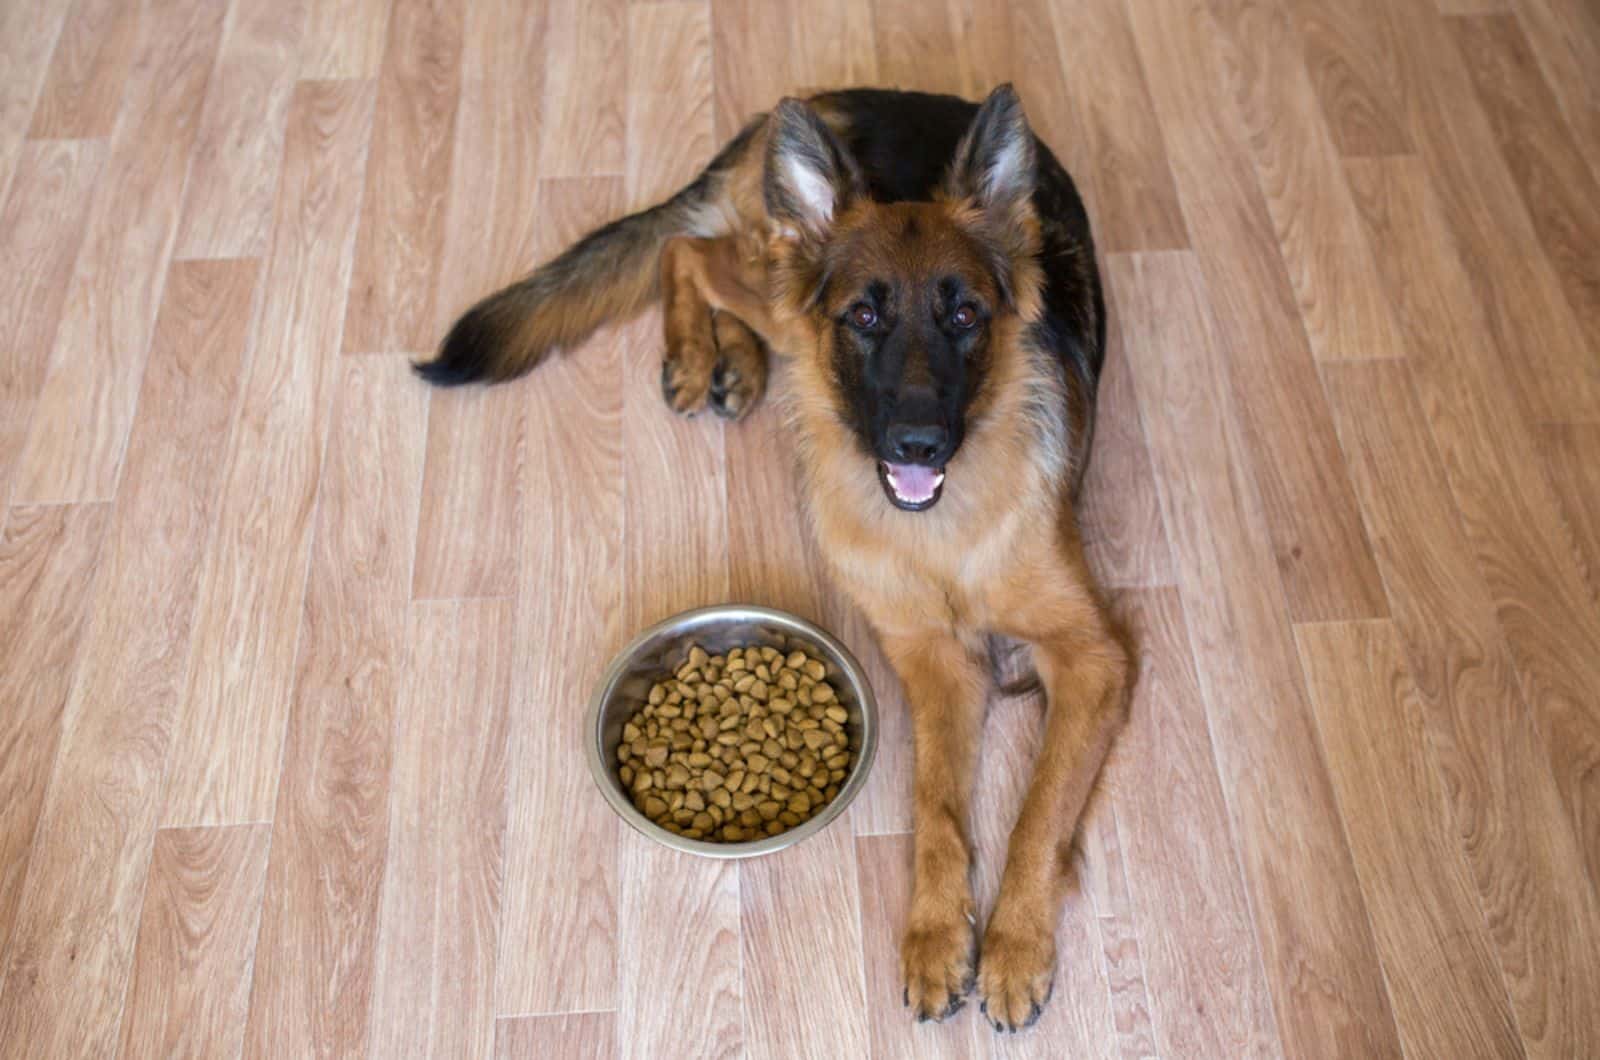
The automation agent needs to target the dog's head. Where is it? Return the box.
[764,85,1043,513]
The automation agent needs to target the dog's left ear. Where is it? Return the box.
[945,84,1036,226]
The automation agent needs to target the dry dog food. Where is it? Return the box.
[616,644,853,842]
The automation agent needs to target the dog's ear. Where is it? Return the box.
[945,84,1036,223]
[764,99,864,239]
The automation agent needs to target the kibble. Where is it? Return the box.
[619,642,853,842]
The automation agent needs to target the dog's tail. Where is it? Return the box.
[415,127,756,386]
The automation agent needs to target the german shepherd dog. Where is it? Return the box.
[419,85,1129,1033]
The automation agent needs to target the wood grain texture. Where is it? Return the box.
[711,0,878,141]
[538,0,626,176]
[495,1012,619,1060]
[27,0,138,139]
[740,827,871,1059]
[1319,352,1600,1059]
[1512,0,1600,181]
[625,1,714,204]
[1205,0,1409,364]
[1286,0,1415,156]
[241,356,426,1060]
[0,259,257,1060]
[0,141,104,508]
[1077,813,1158,1060]
[1378,0,1600,424]
[412,383,524,599]
[617,835,742,1060]
[367,599,513,1060]
[1125,0,1388,624]
[162,81,375,827]
[173,0,307,260]
[1098,589,1279,1059]
[341,0,463,354]
[1110,250,1403,1060]
[945,0,1013,96]
[1079,295,1175,589]
[0,504,110,959]
[116,825,272,1060]
[494,179,626,1017]
[0,0,69,204]
[300,0,393,78]
[870,0,965,96]
[11,0,225,504]
[1294,621,1524,1059]
[1344,155,1600,899]
[413,0,548,600]
[1047,0,1189,251]
[1535,424,1600,602]
[1451,14,1600,353]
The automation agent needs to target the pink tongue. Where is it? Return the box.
[884,462,942,503]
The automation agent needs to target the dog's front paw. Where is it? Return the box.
[901,916,976,1023]
[977,926,1055,1033]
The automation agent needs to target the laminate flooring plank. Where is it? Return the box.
[173,0,308,260]
[116,824,272,1060]
[241,356,427,1060]
[1344,155,1600,897]
[0,141,104,508]
[494,178,627,1018]
[1109,248,1403,1060]
[1295,621,1526,1059]
[0,258,257,1060]
[366,599,513,1060]
[12,0,227,503]
[340,0,463,354]
[161,81,376,827]
[0,504,111,960]
[27,0,138,140]
[1124,0,1389,623]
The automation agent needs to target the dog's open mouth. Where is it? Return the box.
[878,461,946,511]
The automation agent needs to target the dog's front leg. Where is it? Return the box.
[977,607,1129,1032]
[881,629,989,1022]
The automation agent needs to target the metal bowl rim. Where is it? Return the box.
[584,603,879,860]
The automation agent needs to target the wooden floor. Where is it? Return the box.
[2,0,1599,1055]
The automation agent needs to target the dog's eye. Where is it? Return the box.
[952,304,979,329]
[848,303,878,330]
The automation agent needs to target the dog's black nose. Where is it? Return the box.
[886,422,948,465]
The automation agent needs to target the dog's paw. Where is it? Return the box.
[708,358,758,420]
[901,917,976,1023]
[977,928,1055,1033]
[660,343,713,416]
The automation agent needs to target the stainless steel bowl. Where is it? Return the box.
[586,604,878,858]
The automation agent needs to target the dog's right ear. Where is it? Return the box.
[764,99,863,240]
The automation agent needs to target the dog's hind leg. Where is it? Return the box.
[659,235,773,420]
[708,311,768,420]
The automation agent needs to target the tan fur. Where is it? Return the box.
[436,90,1130,1031]
[663,133,1129,1028]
